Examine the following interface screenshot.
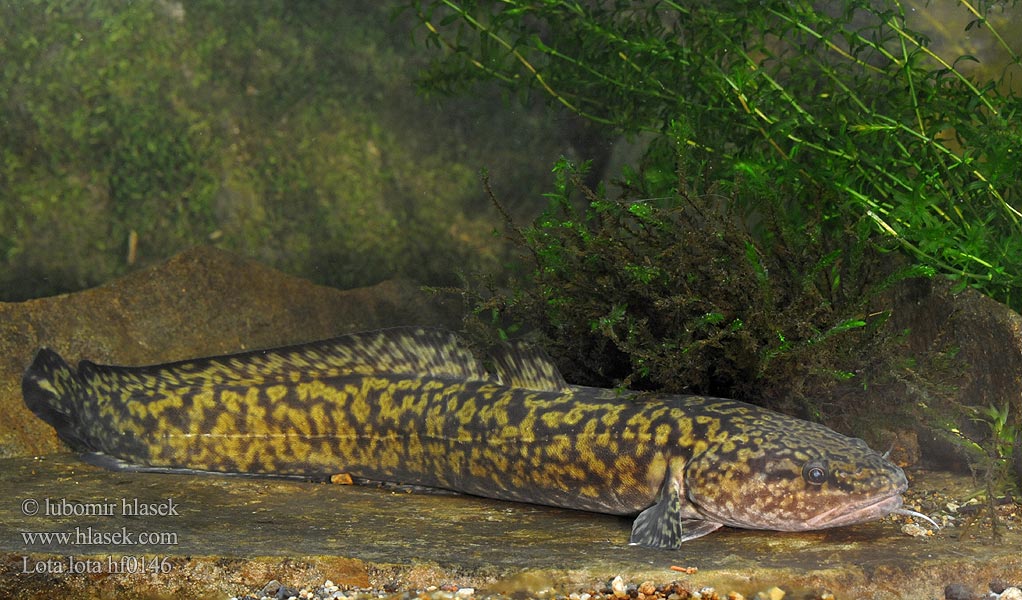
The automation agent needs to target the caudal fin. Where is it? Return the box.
[22,348,94,451]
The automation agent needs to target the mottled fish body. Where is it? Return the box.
[22,327,920,548]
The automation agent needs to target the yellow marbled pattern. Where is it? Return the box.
[22,327,910,548]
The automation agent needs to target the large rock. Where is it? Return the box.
[890,277,1022,409]
[0,246,463,458]
[886,277,1022,469]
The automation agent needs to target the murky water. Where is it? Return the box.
[905,0,1022,89]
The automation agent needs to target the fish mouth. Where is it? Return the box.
[804,492,904,529]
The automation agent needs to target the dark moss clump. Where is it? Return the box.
[469,158,930,422]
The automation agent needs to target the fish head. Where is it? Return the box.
[683,415,907,532]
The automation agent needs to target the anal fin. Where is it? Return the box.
[80,452,322,482]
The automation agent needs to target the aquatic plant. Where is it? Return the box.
[933,402,1022,536]
[462,157,929,427]
[408,1,1022,479]
[408,0,1022,310]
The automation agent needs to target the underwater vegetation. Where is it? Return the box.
[471,160,925,415]
[409,0,1022,308]
[407,0,1022,495]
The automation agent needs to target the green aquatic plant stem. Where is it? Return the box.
[410,0,1022,307]
[738,1,1021,235]
[422,0,593,119]
[958,0,1020,65]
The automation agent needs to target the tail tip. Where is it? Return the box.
[21,348,85,447]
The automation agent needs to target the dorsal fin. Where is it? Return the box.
[78,327,495,389]
[489,340,570,392]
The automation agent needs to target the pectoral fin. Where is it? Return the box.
[629,471,722,549]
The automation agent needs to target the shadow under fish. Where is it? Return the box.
[21,327,937,549]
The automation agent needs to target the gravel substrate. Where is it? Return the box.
[895,471,1021,537]
[231,575,1022,600]
[231,577,814,600]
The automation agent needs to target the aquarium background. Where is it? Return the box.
[0,1,592,300]
[2,0,1019,303]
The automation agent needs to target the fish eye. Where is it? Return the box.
[802,460,828,485]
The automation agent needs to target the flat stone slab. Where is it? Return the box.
[1,455,1019,599]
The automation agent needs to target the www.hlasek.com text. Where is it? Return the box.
[22,526,179,546]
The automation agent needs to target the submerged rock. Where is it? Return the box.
[885,277,1022,471]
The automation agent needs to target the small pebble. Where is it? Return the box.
[330,473,354,484]
[728,592,745,600]
[901,522,932,537]
[639,581,657,596]
[944,583,976,600]
[611,576,628,599]
[999,588,1022,600]
[455,587,475,598]
[755,587,784,600]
